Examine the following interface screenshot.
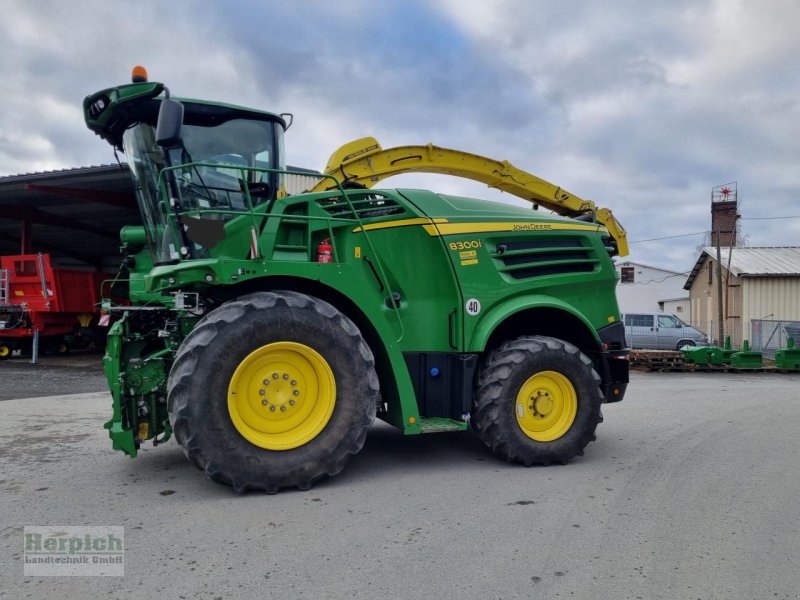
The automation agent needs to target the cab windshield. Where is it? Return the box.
[122,117,283,264]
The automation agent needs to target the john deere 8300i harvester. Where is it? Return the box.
[83,67,629,492]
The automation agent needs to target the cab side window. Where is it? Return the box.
[625,314,653,327]
[658,315,679,328]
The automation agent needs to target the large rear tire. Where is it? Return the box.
[168,291,379,493]
[472,336,603,466]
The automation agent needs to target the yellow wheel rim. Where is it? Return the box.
[515,370,577,442]
[0,345,9,358]
[227,341,336,451]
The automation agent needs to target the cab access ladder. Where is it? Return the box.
[0,268,9,305]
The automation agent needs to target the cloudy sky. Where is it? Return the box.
[2,0,798,272]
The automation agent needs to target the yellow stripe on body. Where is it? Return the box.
[352,217,607,237]
[421,221,608,237]
[352,217,448,233]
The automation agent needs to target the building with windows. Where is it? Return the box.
[614,261,690,316]
[683,246,800,347]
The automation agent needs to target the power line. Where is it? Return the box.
[740,215,800,221]
[629,214,800,244]
[621,271,692,285]
[629,231,706,244]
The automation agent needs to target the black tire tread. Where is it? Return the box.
[473,335,603,466]
[168,291,378,493]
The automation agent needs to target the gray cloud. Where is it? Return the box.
[1,0,798,272]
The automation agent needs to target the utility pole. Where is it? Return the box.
[711,183,737,346]
[715,227,724,346]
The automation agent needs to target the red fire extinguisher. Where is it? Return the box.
[317,239,333,263]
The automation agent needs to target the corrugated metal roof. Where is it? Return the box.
[0,164,125,182]
[684,246,800,289]
[0,162,321,267]
[0,164,137,267]
[708,246,800,276]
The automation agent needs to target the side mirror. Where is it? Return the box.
[156,98,184,147]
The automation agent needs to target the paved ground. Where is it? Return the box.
[0,372,798,599]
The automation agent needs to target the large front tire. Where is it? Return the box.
[472,336,603,466]
[168,291,379,493]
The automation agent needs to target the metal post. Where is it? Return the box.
[31,329,39,364]
[21,216,32,254]
[715,228,724,346]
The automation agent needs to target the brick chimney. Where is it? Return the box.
[711,184,739,247]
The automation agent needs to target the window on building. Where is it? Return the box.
[620,266,634,283]
[676,306,683,312]
[707,261,713,285]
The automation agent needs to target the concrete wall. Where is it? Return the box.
[615,262,689,315]
[660,298,691,317]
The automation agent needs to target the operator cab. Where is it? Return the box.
[84,67,287,265]
[125,112,285,263]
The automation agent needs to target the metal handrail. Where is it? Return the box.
[155,164,406,340]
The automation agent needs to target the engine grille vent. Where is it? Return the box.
[492,237,599,280]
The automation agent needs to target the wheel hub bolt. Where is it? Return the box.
[269,405,276,412]
[280,406,287,412]
[272,373,279,380]
[259,389,266,396]
[293,390,300,396]
[289,399,296,406]
[291,380,297,386]
[263,379,270,385]
[261,399,268,406]
[283,373,289,380]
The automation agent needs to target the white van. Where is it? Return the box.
[622,313,708,350]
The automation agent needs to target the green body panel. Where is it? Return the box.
[85,79,626,456]
[471,294,601,351]
[396,190,620,348]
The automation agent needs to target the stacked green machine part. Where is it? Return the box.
[729,340,763,369]
[682,337,762,369]
[775,338,800,370]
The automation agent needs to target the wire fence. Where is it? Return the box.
[750,319,800,359]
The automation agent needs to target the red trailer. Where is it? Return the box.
[0,253,110,358]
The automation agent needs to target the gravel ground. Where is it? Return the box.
[0,353,107,401]
[0,372,798,599]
